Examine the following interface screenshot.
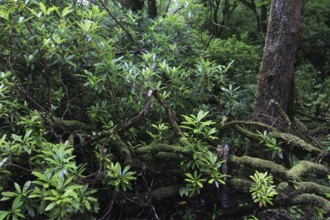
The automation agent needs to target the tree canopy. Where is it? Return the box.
[0,0,329,219]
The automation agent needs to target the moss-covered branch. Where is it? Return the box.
[134,143,189,155]
[229,155,329,182]
[220,120,276,132]
[222,120,323,157]
[50,116,89,131]
[271,131,322,154]
[277,181,330,197]
[288,160,329,180]
[226,178,252,193]
[290,193,330,213]
[108,135,133,165]
[151,185,180,200]
[229,155,294,181]
[234,125,260,139]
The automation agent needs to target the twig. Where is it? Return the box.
[117,88,156,132]
[212,21,230,29]
[163,0,172,17]
[98,191,118,220]
[204,34,214,50]
[75,88,185,148]
[153,91,184,139]
[220,144,230,208]
[8,163,32,172]
[270,99,291,131]
[98,0,143,51]
[172,5,184,15]
[58,66,69,118]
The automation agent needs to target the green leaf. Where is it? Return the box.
[84,201,91,210]
[0,9,9,20]
[12,196,23,209]
[61,7,73,18]
[14,183,21,194]
[197,181,203,188]
[32,171,46,180]
[185,173,194,180]
[24,129,33,140]
[46,6,57,15]
[39,2,46,15]
[28,8,39,17]
[78,20,92,33]
[196,111,208,122]
[1,191,17,197]
[122,165,131,175]
[0,211,10,220]
[13,212,25,218]
[45,202,56,211]
[62,189,77,199]
[11,134,22,142]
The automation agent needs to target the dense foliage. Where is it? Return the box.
[0,0,329,219]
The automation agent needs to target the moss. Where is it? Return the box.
[221,120,276,132]
[271,131,322,155]
[295,182,330,196]
[109,135,132,165]
[276,181,330,200]
[154,152,183,160]
[288,160,329,180]
[234,125,260,139]
[227,178,252,193]
[220,119,322,157]
[51,116,89,131]
[151,186,180,200]
[229,155,293,181]
[291,193,330,213]
[134,143,187,155]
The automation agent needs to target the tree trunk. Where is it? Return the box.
[120,0,144,12]
[238,0,267,36]
[260,5,268,33]
[254,0,304,129]
[148,0,157,18]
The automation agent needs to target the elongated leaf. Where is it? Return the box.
[62,7,73,17]
[45,202,56,211]
[0,211,10,220]
[14,183,21,194]
[12,196,23,209]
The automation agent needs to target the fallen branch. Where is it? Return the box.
[117,88,187,145]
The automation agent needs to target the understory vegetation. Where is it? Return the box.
[0,0,329,219]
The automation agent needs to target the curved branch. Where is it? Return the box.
[222,120,323,157]
[229,155,293,181]
[271,131,323,154]
[118,88,155,132]
[290,194,330,213]
[288,160,329,180]
[134,143,188,155]
[229,155,329,182]
[221,120,276,132]
[117,89,188,145]
[277,181,330,197]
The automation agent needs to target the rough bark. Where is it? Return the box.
[259,5,268,33]
[120,0,144,12]
[148,0,157,18]
[254,0,304,128]
[238,0,268,36]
